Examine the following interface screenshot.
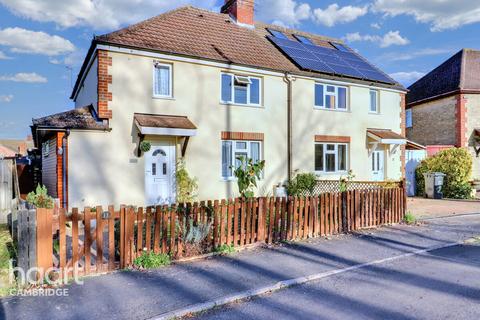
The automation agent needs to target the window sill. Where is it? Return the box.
[315,171,349,176]
[153,95,175,100]
[220,102,264,109]
[368,111,380,115]
[314,107,349,113]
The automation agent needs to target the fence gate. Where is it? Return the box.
[406,150,427,196]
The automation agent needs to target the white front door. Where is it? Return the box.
[371,150,385,181]
[145,141,176,205]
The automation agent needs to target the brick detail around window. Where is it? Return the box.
[314,135,351,143]
[400,93,406,178]
[97,50,113,119]
[456,94,467,147]
[221,131,264,141]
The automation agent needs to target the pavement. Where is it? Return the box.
[407,197,480,219]
[1,208,480,320]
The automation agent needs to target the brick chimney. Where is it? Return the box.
[221,0,254,27]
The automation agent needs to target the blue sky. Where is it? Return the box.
[0,0,479,139]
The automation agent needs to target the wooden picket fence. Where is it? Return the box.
[34,185,406,278]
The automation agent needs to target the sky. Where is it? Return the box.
[0,0,479,139]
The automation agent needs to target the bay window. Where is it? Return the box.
[315,143,348,173]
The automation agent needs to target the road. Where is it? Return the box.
[195,220,480,319]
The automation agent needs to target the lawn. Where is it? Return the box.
[0,224,15,296]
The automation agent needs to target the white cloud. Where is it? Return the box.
[0,50,12,59]
[256,0,311,28]
[0,27,75,56]
[313,4,368,27]
[345,30,409,48]
[0,94,13,103]
[0,0,217,30]
[373,0,480,31]
[389,71,425,86]
[371,23,381,29]
[0,72,48,83]
[384,48,453,61]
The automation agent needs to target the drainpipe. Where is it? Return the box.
[62,130,70,209]
[284,73,294,181]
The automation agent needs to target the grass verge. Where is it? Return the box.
[0,224,16,296]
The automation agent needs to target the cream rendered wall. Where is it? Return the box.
[68,51,288,207]
[75,58,98,109]
[465,93,480,179]
[291,78,403,181]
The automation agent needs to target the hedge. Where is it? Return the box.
[415,148,472,199]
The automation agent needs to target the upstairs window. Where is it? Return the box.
[315,83,348,111]
[406,109,413,128]
[221,73,261,106]
[369,89,379,113]
[153,63,172,98]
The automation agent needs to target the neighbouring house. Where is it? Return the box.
[406,48,480,179]
[0,136,34,157]
[31,1,407,208]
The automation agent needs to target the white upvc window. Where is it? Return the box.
[369,89,379,113]
[406,109,413,128]
[42,141,50,157]
[314,143,348,173]
[221,73,262,106]
[315,83,348,111]
[221,140,262,179]
[153,62,173,98]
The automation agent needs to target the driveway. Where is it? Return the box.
[1,214,479,320]
[407,197,480,219]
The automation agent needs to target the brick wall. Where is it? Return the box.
[221,131,264,141]
[97,50,113,119]
[464,93,480,179]
[406,95,457,146]
[222,0,254,25]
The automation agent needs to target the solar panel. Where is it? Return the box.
[293,34,314,45]
[267,29,289,40]
[267,36,396,85]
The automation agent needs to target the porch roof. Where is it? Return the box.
[367,129,406,145]
[134,113,197,136]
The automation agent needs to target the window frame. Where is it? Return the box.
[42,141,50,158]
[369,89,379,114]
[221,72,262,107]
[314,83,349,111]
[406,109,413,128]
[152,62,173,99]
[314,142,349,174]
[221,140,263,180]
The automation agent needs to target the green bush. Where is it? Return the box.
[26,184,54,209]
[287,172,317,196]
[416,148,472,199]
[403,212,416,225]
[133,252,170,269]
[176,159,198,203]
[214,244,236,255]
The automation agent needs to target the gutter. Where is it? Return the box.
[284,73,294,181]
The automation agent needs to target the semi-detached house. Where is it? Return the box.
[31,0,407,209]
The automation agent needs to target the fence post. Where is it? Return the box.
[36,208,53,280]
[17,209,37,274]
[341,192,348,232]
[257,197,265,242]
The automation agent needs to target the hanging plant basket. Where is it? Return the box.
[139,141,151,154]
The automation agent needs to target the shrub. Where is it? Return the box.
[26,185,54,209]
[403,212,416,225]
[339,170,355,192]
[176,159,198,203]
[287,172,317,196]
[416,148,472,199]
[133,252,170,269]
[214,244,236,255]
[233,157,265,198]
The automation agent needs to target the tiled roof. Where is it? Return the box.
[134,113,197,130]
[0,145,16,158]
[89,6,403,91]
[32,105,108,130]
[407,49,480,106]
[368,129,405,140]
